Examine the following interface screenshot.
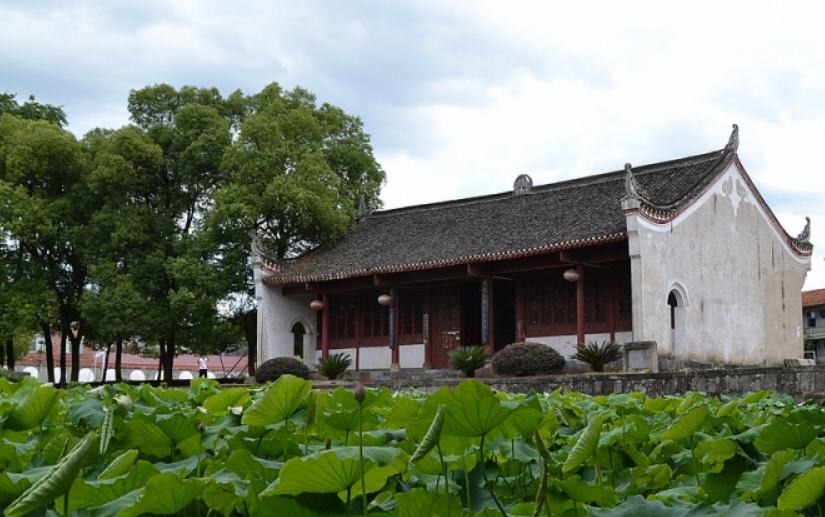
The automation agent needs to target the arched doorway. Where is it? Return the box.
[667,287,687,359]
[292,322,306,359]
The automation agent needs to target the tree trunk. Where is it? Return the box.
[102,342,112,382]
[5,338,14,370]
[59,327,68,386]
[243,309,257,377]
[115,336,123,382]
[0,338,5,369]
[42,323,54,383]
[68,327,82,382]
[163,334,175,382]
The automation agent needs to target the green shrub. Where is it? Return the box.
[492,342,565,377]
[449,346,490,378]
[575,340,623,372]
[317,353,353,380]
[255,357,310,383]
[0,369,25,383]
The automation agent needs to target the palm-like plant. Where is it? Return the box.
[575,341,623,373]
[316,353,353,380]
[449,345,491,378]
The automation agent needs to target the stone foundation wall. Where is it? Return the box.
[336,365,825,402]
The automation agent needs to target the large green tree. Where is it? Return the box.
[0,93,68,128]
[1,82,384,380]
[0,113,91,382]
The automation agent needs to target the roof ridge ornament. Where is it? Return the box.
[723,124,739,155]
[797,216,811,243]
[250,230,280,261]
[514,174,533,195]
[623,163,647,201]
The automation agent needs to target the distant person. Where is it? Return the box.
[198,355,208,378]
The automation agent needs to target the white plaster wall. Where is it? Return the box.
[359,347,392,369]
[529,332,632,360]
[400,344,425,368]
[627,162,810,365]
[256,281,317,365]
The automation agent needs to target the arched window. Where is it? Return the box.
[667,285,688,359]
[292,322,306,359]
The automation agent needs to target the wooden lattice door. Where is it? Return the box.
[432,286,461,369]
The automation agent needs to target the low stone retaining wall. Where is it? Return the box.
[320,365,825,402]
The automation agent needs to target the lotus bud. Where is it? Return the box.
[354,381,366,404]
[114,394,133,412]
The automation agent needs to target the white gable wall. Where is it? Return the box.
[627,162,810,366]
[255,265,318,367]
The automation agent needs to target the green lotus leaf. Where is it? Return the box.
[3,384,63,431]
[384,397,421,430]
[396,487,463,517]
[242,374,312,427]
[559,474,618,507]
[117,471,208,517]
[632,463,673,491]
[737,449,795,505]
[702,454,748,503]
[741,391,771,404]
[224,449,281,483]
[98,450,140,480]
[86,489,141,517]
[347,454,407,500]
[696,438,738,466]
[5,431,97,517]
[498,404,545,440]
[60,460,160,516]
[441,379,513,438]
[717,400,739,418]
[254,494,347,517]
[271,450,375,495]
[562,414,603,473]
[201,471,248,516]
[658,405,709,441]
[118,417,173,457]
[755,420,816,454]
[778,466,825,510]
[203,388,250,416]
[0,466,52,505]
[68,398,107,428]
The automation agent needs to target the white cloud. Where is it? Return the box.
[2,0,824,288]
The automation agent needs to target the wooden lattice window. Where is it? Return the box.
[526,273,610,337]
[399,291,424,345]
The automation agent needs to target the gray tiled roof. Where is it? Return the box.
[264,148,735,284]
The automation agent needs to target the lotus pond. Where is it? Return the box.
[1,374,825,516]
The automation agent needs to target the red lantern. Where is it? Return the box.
[310,300,324,311]
[378,294,393,306]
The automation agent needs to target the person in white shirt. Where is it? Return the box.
[198,355,208,378]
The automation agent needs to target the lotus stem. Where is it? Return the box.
[437,443,450,517]
[358,393,368,517]
[480,434,508,516]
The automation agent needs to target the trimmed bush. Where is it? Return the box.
[317,353,353,380]
[255,357,310,383]
[575,340,623,372]
[492,342,566,377]
[449,345,491,378]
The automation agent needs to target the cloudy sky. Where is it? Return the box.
[3,1,824,289]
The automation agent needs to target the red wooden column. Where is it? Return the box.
[608,277,617,342]
[576,262,585,346]
[423,291,432,368]
[391,290,400,369]
[321,292,330,359]
[485,276,495,357]
[514,280,525,342]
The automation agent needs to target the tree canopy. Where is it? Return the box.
[0,82,385,380]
